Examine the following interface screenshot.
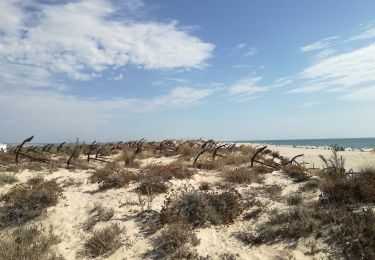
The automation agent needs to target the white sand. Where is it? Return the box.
[242,143,375,171]
[1,146,373,259]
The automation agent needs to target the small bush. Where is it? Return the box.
[282,165,310,182]
[223,167,263,184]
[160,189,243,227]
[83,203,114,230]
[320,166,375,205]
[254,165,273,174]
[0,172,18,185]
[199,182,211,191]
[89,163,136,190]
[286,193,302,205]
[243,208,262,220]
[319,151,346,180]
[221,153,249,166]
[0,151,13,165]
[332,209,375,259]
[144,163,196,181]
[23,162,44,172]
[153,223,199,259]
[83,223,128,258]
[138,175,168,195]
[263,184,283,200]
[0,180,62,227]
[299,179,319,192]
[178,144,200,158]
[27,176,44,186]
[0,225,62,260]
[237,206,318,246]
[117,149,139,168]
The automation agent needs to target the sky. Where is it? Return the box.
[1,0,375,143]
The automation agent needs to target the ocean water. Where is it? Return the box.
[241,138,375,149]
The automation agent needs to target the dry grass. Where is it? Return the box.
[138,175,168,195]
[83,223,129,258]
[263,184,283,200]
[223,167,264,184]
[23,162,44,172]
[243,208,263,221]
[0,180,62,227]
[177,144,201,159]
[198,182,211,191]
[144,162,196,181]
[89,163,137,190]
[237,206,318,246]
[282,164,310,182]
[83,203,114,230]
[299,179,320,192]
[320,166,375,205]
[0,172,18,185]
[153,223,200,259]
[116,149,140,168]
[160,189,243,227]
[286,193,302,205]
[0,225,63,260]
[253,165,274,174]
[0,151,14,165]
[27,176,44,186]
[331,209,375,259]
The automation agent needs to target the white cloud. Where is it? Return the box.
[0,86,218,140]
[300,36,338,52]
[313,48,336,61]
[300,101,325,108]
[229,77,267,95]
[0,0,214,84]
[0,0,22,34]
[340,86,375,101]
[228,75,292,102]
[290,43,375,93]
[243,47,257,57]
[231,43,257,57]
[349,28,375,41]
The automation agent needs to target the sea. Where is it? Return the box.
[239,137,375,150]
[2,137,375,150]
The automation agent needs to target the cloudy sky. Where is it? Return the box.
[1,0,375,143]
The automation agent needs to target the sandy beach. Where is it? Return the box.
[0,140,374,259]
[244,143,375,171]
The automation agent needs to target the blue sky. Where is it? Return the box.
[1,0,375,143]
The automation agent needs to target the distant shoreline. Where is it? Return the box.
[231,137,375,150]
